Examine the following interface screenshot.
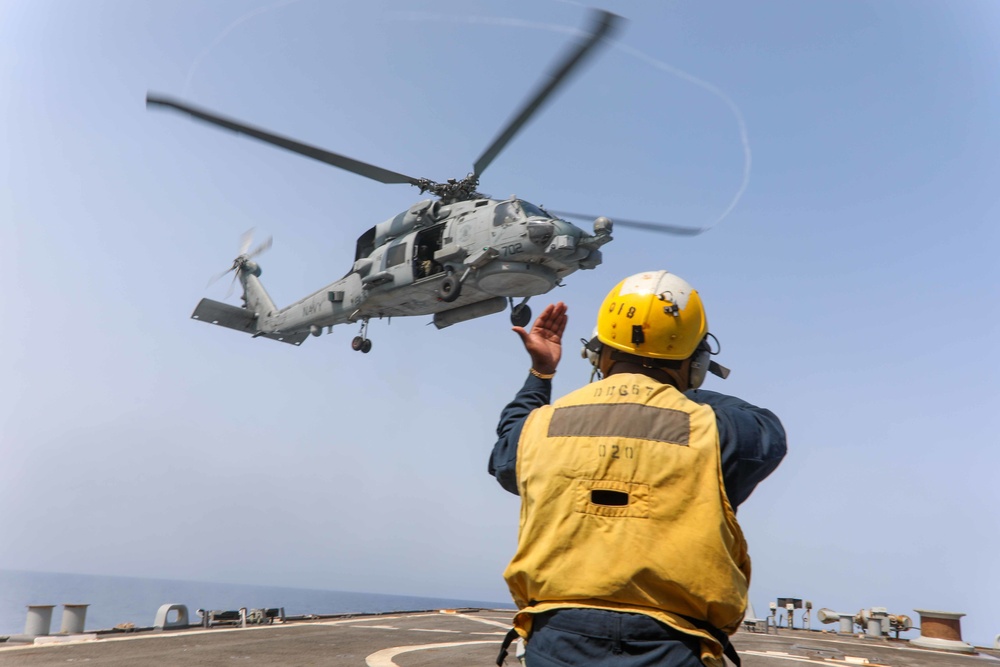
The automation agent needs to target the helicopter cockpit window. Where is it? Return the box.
[493,202,519,226]
[518,201,551,219]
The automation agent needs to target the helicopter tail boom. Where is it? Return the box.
[191,298,307,345]
[239,269,279,323]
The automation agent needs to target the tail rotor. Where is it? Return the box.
[207,229,273,298]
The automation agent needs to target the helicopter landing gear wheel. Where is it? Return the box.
[438,273,461,302]
[352,318,372,353]
[510,301,532,328]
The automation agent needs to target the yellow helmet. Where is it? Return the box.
[596,271,707,360]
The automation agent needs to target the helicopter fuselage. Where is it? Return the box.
[230,198,612,342]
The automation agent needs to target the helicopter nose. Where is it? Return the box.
[527,220,555,246]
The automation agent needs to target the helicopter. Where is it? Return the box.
[147,9,701,352]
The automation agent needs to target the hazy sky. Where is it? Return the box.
[2,0,998,647]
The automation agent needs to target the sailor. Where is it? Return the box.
[490,271,787,667]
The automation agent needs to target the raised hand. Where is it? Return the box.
[512,302,568,375]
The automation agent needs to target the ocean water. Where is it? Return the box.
[0,570,511,636]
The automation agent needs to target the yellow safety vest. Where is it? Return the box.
[504,373,750,666]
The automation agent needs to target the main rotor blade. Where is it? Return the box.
[146,93,425,186]
[472,9,622,178]
[550,210,705,236]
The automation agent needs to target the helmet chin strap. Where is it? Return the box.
[586,354,602,382]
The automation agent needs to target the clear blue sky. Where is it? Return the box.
[2,0,997,647]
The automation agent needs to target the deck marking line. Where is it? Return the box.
[455,613,514,629]
[408,628,462,633]
[366,640,497,667]
[316,613,441,627]
[741,651,828,664]
[743,651,892,667]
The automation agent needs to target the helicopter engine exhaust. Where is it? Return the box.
[433,297,508,329]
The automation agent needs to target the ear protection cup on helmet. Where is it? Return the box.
[688,338,711,389]
[581,332,604,380]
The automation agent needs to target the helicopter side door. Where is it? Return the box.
[414,223,447,280]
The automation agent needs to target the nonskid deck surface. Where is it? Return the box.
[1,609,997,666]
[0,609,511,667]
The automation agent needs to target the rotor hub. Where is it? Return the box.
[418,174,484,204]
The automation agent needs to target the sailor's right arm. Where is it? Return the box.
[491,302,565,494]
[489,374,552,495]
